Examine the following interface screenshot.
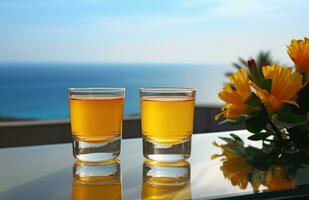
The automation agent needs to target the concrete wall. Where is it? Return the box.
[0,106,243,148]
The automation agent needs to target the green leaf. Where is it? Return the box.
[218,137,235,144]
[245,111,268,133]
[224,72,234,77]
[245,93,262,107]
[248,132,271,141]
[239,57,248,66]
[261,79,272,93]
[244,146,268,165]
[288,125,309,140]
[229,134,245,146]
[274,104,307,124]
[231,62,242,70]
[296,84,309,114]
[287,124,309,151]
[230,133,243,142]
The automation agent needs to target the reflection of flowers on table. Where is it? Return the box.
[210,134,309,193]
[211,140,252,190]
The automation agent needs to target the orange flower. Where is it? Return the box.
[250,64,303,111]
[215,68,251,120]
[265,164,295,191]
[287,38,309,72]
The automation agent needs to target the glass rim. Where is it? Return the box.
[68,87,125,93]
[140,87,195,93]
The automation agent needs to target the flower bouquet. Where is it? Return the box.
[215,38,309,148]
[212,38,309,192]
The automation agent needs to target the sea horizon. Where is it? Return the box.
[0,62,227,120]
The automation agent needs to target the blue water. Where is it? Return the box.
[0,63,227,119]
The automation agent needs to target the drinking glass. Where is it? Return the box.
[69,88,125,162]
[140,88,196,162]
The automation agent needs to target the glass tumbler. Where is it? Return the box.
[69,88,124,162]
[140,88,195,162]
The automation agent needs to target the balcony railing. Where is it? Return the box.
[0,106,243,148]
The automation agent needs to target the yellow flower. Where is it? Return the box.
[215,68,251,120]
[250,64,303,111]
[265,164,295,191]
[287,38,309,72]
[211,142,252,190]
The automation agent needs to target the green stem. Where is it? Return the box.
[261,104,285,143]
[268,119,285,142]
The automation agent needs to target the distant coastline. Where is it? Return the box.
[0,116,35,122]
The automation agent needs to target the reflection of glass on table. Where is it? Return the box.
[140,88,196,162]
[72,160,122,200]
[69,88,125,162]
[142,160,191,200]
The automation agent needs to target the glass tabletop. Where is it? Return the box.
[1,130,309,200]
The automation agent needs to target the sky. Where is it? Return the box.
[0,0,308,64]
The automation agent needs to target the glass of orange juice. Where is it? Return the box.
[69,88,125,162]
[140,88,196,162]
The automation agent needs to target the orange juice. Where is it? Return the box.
[70,96,124,139]
[141,97,195,144]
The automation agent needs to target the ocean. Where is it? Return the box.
[0,63,228,120]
